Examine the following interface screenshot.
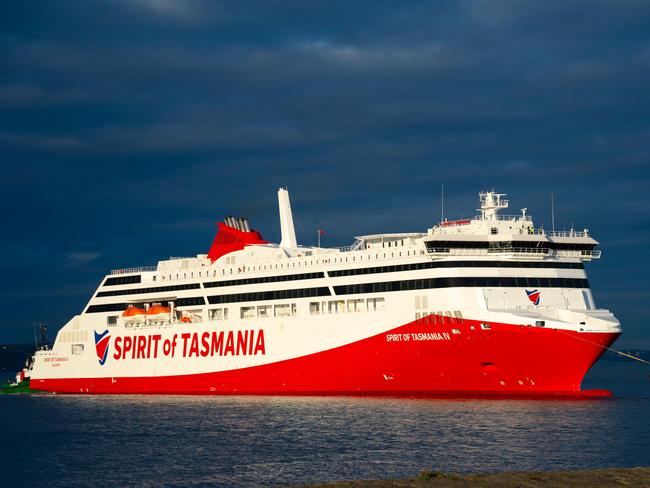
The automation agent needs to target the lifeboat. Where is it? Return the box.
[122,305,145,317]
[147,304,171,315]
[122,305,145,322]
[146,303,171,323]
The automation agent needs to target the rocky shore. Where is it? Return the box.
[294,467,650,487]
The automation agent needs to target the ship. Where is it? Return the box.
[30,189,621,396]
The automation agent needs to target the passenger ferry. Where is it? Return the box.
[30,189,621,396]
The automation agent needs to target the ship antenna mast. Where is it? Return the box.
[441,184,444,223]
[551,192,555,234]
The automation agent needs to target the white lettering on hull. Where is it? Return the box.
[386,332,451,342]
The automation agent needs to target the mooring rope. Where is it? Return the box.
[555,329,650,366]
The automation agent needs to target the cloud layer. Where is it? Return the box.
[1,1,649,345]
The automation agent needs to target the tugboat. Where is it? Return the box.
[1,356,34,394]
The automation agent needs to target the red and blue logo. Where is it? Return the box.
[525,289,541,306]
[94,330,111,366]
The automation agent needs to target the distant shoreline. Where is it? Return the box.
[293,467,650,487]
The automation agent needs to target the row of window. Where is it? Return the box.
[328,260,583,277]
[86,276,588,314]
[101,301,475,326]
[96,282,201,298]
[204,271,325,289]
[85,296,205,314]
[103,275,141,286]
[425,240,596,251]
[229,298,388,320]
[102,256,584,294]
[99,261,582,300]
[333,277,590,296]
[106,297,388,324]
[208,287,331,305]
[240,303,297,319]
[310,298,385,314]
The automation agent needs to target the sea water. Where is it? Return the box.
[0,360,648,487]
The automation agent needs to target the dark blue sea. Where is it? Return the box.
[1,359,649,487]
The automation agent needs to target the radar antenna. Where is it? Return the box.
[477,191,508,220]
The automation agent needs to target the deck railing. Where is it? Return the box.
[526,229,591,238]
[110,266,157,275]
[426,248,601,259]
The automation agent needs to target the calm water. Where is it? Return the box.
[1,360,649,487]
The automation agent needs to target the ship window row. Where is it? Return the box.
[103,275,141,286]
[424,241,596,251]
[235,297,387,319]
[333,277,590,296]
[207,286,331,305]
[240,303,297,319]
[309,298,385,315]
[203,271,325,289]
[328,260,583,277]
[96,282,201,298]
[86,296,206,313]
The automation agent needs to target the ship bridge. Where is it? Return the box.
[423,191,600,261]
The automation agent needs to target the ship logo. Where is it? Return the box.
[525,289,541,306]
[94,330,111,366]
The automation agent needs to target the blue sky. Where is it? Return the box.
[1,1,648,346]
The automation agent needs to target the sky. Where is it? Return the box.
[1,1,648,347]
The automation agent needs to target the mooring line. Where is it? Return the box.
[555,329,650,366]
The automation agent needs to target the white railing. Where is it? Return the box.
[562,250,601,259]
[426,248,601,259]
[333,239,366,253]
[334,244,364,253]
[110,266,157,275]
[472,214,533,222]
[427,248,548,257]
[526,229,590,238]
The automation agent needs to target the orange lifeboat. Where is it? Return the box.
[122,305,145,317]
[146,304,171,315]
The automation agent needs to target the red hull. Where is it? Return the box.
[31,316,619,396]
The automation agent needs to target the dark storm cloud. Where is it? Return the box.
[1,1,649,345]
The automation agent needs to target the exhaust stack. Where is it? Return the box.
[278,188,297,249]
[241,218,251,232]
